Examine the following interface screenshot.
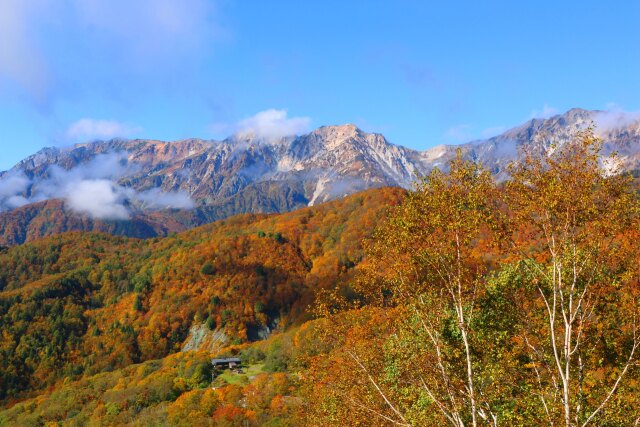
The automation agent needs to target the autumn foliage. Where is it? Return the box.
[307,130,640,426]
[0,187,403,401]
[2,129,640,426]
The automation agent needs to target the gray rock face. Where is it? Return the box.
[181,324,228,353]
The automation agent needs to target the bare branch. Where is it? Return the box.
[347,350,409,425]
[581,323,640,427]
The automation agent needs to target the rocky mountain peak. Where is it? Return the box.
[310,124,364,147]
[316,123,361,135]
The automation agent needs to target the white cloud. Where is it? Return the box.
[445,124,472,143]
[72,0,221,60]
[135,187,195,210]
[1,152,196,219]
[235,109,311,141]
[530,104,559,119]
[65,179,130,220]
[34,152,132,199]
[29,152,132,219]
[0,152,195,220]
[0,172,30,198]
[0,0,223,103]
[0,171,32,211]
[66,119,141,142]
[211,109,312,141]
[593,107,640,134]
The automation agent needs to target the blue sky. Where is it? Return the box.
[1,0,639,170]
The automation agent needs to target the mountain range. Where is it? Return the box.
[1,108,639,245]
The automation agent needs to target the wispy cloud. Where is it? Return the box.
[72,0,223,61]
[134,188,194,211]
[30,152,134,219]
[211,109,312,141]
[529,104,559,119]
[593,105,640,134]
[0,0,51,102]
[0,0,224,104]
[65,179,130,220]
[445,124,472,143]
[66,119,141,142]
[0,171,31,211]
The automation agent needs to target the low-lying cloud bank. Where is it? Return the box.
[0,152,194,220]
[0,172,30,210]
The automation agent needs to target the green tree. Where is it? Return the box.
[200,262,216,276]
[206,315,216,330]
[133,294,143,311]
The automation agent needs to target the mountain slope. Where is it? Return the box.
[0,187,404,399]
[2,124,418,208]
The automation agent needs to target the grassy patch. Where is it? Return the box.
[214,363,266,386]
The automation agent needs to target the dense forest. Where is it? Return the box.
[1,130,640,426]
[0,187,403,401]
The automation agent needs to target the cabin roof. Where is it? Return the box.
[211,357,241,364]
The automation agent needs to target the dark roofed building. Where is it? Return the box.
[211,357,241,370]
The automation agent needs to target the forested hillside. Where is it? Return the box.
[0,187,403,401]
[0,331,308,426]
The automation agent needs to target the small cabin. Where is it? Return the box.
[211,357,241,370]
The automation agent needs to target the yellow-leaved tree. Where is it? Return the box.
[308,152,508,426]
[503,129,640,426]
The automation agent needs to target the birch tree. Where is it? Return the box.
[505,129,640,426]
[350,152,505,426]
